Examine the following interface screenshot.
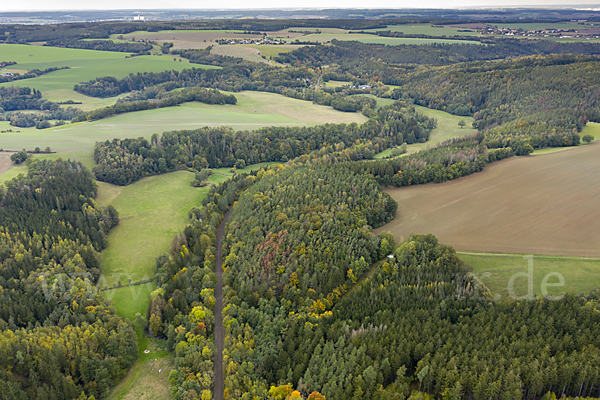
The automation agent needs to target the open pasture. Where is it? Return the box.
[0,91,367,153]
[1,54,200,93]
[459,252,600,299]
[375,141,600,257]
[97,170,213,288]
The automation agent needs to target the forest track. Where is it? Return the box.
[214,208,231,400]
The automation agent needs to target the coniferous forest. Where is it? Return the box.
[0,160,137,399]
[2,10,600,400]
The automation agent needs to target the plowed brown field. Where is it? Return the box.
[375,143,600,257]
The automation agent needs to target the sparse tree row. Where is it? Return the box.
[72,88,237,122]
[91,103,435,185]
[0,159,137,399]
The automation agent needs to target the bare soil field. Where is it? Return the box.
[375,142,600,257]
[211,45,269,64]
[0,152,15,175]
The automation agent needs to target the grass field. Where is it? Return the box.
[0,44,210,109]
[324,80,351,88]
[364,24,482,37]
[211,45,268,64]
[0,164,27,183]
[375,104,475,158]
[0,91,367,153]
[375,141,600,257]
[97,171,215,288]
[459,252,600,299]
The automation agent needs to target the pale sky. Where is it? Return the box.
[1,0,599,11]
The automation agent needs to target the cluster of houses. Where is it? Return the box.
[480,23,599,39]
[219,38,288,45]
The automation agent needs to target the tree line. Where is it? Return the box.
[91,103,435,185]
[72,88,236,122]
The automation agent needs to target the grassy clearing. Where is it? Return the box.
[213,161,279,177]
[0,164,27,184]
[0,91,367,153]
[459,252,600,299]
[42,89,128,111]
[376,141,600,258]
[374,104,475,158]
[324,80,351,88]
[582,121,600,140]
[105,318,172,400]
[29,151,96,170]
[531,123,600,155]
[97,170,214,288]
[108,355,173,400]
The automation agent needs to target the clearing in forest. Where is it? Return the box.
[375,104,476,158]
[96,171,214,288]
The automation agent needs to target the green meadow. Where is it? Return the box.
[459,252,600,299]
[103,283,171,400]
[0,44,212,107]
[0,91,367,153]
[374,104,475,158]
[96,170,217,288]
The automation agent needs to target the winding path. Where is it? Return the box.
[214,209,231,400]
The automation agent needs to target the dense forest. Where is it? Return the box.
[44,38,154,53]
[4,15,600,400]
[0,159,137,399]
[275,38,600,69]
[91,103,435,185]
[394,54,600,131]
[153,162,600,400]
